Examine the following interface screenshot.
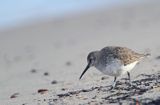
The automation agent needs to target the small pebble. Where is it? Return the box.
[65,61,72,66]
[51,80,58,84]
[44,72,49,76]
[30,69,37,73]
[61,88,66,91]
[101,76,108,80]
[156,56,160,60]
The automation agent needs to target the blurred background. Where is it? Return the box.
[1,0,160,101]
[0,0,143,30]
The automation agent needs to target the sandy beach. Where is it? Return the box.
[1,1,160,105]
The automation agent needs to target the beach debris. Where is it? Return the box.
[32,72,160,104]
[57,87,99,98]
[55,73,160,104]
[10,93,19,99]
[57,93,70,97]
[38,89,48,94]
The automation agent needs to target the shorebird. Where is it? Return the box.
[79,46,149,88]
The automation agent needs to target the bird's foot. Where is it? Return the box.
[109,82,116,90]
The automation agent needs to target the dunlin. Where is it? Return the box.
[79,46,150,88]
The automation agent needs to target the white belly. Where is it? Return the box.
[121,61,138,75]
[95,59,138,76]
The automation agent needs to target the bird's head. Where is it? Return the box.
[79,51,99,80]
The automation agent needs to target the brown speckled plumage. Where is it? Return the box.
[100,46,145,66]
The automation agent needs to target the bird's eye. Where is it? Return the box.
[90,57,95,61]
[87,57,93,63]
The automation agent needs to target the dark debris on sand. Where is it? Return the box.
[65,61,72,66]
[30,69,37,73]
[55,73,160,104]
[44,72,49,76]
[10,93,20,99]
[51,80,58,84]
[155,56,160,60]
[37,89,48,94]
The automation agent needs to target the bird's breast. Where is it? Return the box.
[95,59,122,76]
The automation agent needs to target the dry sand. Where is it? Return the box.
[1,1,160,105]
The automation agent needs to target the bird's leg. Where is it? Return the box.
[127,71,132,86]
[111,76,117,89]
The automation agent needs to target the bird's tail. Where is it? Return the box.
[139,53,151,59]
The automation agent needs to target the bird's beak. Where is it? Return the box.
[79,61,91,80]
